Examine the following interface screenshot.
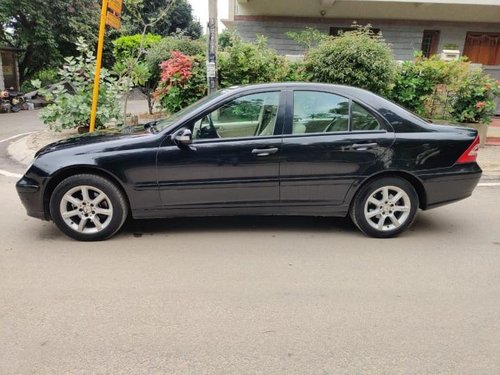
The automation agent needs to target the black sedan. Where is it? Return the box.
[16,83,482,241]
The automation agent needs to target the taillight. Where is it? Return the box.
[456,135,480,164]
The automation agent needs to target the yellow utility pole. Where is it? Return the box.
[89,0,109,133]
[89,0,122,133]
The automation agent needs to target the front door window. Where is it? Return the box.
[193,91,280,140]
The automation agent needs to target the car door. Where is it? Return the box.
[156,90,285,212]
[279,89,395,207]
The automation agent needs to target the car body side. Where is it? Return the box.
[16,83,482,222]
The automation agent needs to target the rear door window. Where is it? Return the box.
[292,91,349,134]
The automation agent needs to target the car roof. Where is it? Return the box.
[221,82,386,106]
[222,82,356,92]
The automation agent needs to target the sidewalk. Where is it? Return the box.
[485,116,500,146]
[5,107,500,179]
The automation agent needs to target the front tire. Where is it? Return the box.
[350,177,419,238]
[49,174,128,241]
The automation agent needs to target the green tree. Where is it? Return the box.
[304,25,396,95]
[0,0,99,82]
[122,0,202,38]
[286,27,327,50]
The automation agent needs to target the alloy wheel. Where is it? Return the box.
[59,185,113,234]
[363,185,411,232]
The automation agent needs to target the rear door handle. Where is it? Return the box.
[349,142,378,151]
[252,147,279,156]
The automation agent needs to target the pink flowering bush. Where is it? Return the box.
[154,51,207,113]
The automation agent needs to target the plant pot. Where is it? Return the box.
[467,123,488,147]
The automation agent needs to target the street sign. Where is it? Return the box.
[106,11,121,30]
[206,62,216,78]
[107,0,123,15]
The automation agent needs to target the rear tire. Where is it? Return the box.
[350,177,419,238]
[49,174,128,241]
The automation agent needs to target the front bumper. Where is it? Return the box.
[16,176,48,220]
[417,163,482,209]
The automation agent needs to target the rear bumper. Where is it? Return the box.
[417,163,482,210]
[16,176,48,220]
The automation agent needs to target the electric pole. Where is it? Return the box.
[207,0,218,94]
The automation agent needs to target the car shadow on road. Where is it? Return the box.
[33,212,447,241]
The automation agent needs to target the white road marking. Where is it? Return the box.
[0,132,34,144]
[478,182,500,187]
[0,169,22,178]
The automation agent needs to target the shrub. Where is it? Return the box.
[450,71,499,124]
[35,38,128,132]
[145,35,205,83]
[282,60,307,82]
[154,51,207,113]
[21,68,58,93]
[112,34,162,64]
[388,54,499,123]
[218,35,288,87]
[389,54,468,116]
[112,34,157,104]
[218,29,234,50]
[21,68,59,92]
[304,25,396,95]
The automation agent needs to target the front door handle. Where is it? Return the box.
[252,147,279,156]
[349,142,378,151]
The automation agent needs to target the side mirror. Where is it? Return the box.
[173,128,193,147]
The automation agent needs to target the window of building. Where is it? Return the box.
[421,30,440,58]
[330,27,380,37]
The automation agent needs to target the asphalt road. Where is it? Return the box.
[0,110,42,174]
[1,112,500,373]
[1,172,500,374]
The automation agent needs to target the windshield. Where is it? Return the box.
[154,91,225,131]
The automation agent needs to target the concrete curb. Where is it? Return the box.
[8,134,36,166]
[7,130,70,166]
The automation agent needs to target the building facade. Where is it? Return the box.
[223,0,500,112]
[223,0,500,65]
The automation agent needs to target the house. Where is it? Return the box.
[222,0,500,112]
[0,46,20,91]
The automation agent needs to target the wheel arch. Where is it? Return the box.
[43,166,130,220]
[348,170,428,210]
